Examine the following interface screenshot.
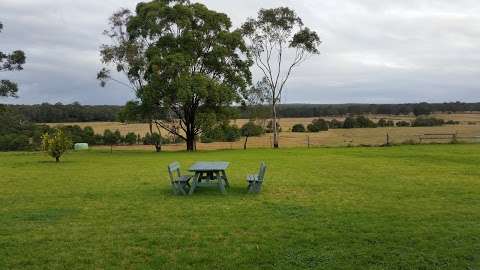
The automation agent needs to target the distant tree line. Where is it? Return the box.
[5,102,122,123]
[4,102,480,124]
[266,102,480,118]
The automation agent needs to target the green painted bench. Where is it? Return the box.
[247,162,267,193]
[168,162,192,195]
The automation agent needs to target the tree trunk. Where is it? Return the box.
[186,136,195,151]
[55,156,60,162]
[272,102,279,148]
[110,145,113,153]
[244,136,249,150]
[154,121,163,153]
[185,125,196,151]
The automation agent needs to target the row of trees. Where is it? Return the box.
[5,101,480,123]
[6,103,122,123]
[291,116,457,133]
[271,102,480,118]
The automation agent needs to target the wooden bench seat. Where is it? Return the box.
[247,162,267,193]
[168,162,192,195]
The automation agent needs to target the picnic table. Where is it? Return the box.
[188,162,230,195]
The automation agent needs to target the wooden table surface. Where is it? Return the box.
[189,162,230,172]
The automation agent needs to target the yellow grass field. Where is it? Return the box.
[50,113,480,151]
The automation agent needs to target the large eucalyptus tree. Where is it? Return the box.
[100,0,252,151]
[242,7,321,148]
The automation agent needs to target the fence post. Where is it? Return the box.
[307,135,310,148]
[386,132,390,145]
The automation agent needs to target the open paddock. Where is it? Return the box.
[1,145,480,269]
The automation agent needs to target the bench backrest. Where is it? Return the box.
[168,162,181,182]
[258,162,267,182]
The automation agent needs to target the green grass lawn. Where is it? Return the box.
[1,145,480,269]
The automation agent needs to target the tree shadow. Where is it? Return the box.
[37,160,74,164]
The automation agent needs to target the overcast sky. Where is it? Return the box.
[1,0,479,105]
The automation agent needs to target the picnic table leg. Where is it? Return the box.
[189,172,200,195]
[215,171,226,194]
[221,170,230,188]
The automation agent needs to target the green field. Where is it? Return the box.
[1,145,480,269]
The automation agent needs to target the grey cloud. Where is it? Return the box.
[0,0,479,105]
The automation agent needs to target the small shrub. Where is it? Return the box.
[241,122,264,137]
[240,121,264,150]
[445,120,460,125]
[103,129,122,152]
[378,119,395,127]
[41,129,72,162]
[223,125,241,142]
[412,116,445,127]
[201,124,241,143]
[124,132,137,145]
[201,127,224,143]
[143,132,164,152]
[59,125,84,143]
[356,116,377,128]
[328,119,343,129]
[396,121,411,127]
[82,126,96,144]
[93,134,104,145]
[307,119,329,132]
[343,117,357,129]
[291,124,306,133]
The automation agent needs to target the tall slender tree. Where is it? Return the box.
[242,7,321,148]
[0,22,26,99]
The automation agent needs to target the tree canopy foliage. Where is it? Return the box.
[0,22,26,99]
[100,0,252,151]
[4,102,480,124]
[5,103,122,123]
[41,129,72,162]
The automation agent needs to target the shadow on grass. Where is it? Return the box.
[37,160,74,164]
[142,184,261,199]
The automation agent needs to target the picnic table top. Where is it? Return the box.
[189,162,230,172]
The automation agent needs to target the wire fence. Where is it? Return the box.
[132,130,480,152]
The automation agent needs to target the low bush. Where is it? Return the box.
[241,122,265,137]
[201,124,241,143]
[41,129,72,162]
[343,116,377,129]
[307,119,329,132]
[328,119,343,129]
[124,132,137,145]
[292,124,306,132]
[396,121,411,127]
[445,120,460,125]
[412,116,445,127]
[378,118,395,127]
